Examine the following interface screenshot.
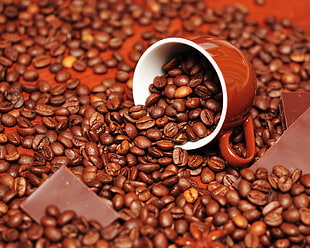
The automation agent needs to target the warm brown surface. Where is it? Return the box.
[208,0,310,31]
[27,0,310,89]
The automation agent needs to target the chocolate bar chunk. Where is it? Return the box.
[280,92,310,129]
[21,166,119,227]
[250,106,310,174]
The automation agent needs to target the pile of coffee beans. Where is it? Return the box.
[0,0,309,247]
[144,51,222,144]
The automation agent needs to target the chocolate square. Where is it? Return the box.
[250,106,310,174]
[279,92,310,129]
[21,166,119,227]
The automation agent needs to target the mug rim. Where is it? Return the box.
[133,37,228,150]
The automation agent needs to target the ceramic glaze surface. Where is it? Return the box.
[187,35,256,128]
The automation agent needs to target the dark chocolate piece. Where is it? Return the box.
[21,166,119,227]
[250,106,310,174]
[279,92,310,129]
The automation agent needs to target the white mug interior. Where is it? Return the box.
[132,37,228,150]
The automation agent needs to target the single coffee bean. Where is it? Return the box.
[264,207,283,227]
[247,190,268,206]
[55,70,71,83]
[207,156,226,172]
[183,187,199,203]
[23,69,39,81]
[136,116,155,130]
[1,113,16,127]
[33,54,50,68]
[283,208,301,223]
[44,226,62,242]
[62,55,77,69]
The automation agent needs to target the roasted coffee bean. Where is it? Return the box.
[283,208,301,223]
[232,215,248,229]
[207,156,226,171]
[18,53,32,66]
[240,168,256,181]
[252,179,272,193]
[33,54,50,68]
[159,210,173,227]
[277,176,293,192]
[1,113,16,127]
[23,69,39,81]
[49,63,63,73]
[163,122,178,138]
[55,70,71,83]
[151,184,169,197]
[183,187,199,203]
[290,183,305,198]
[247,190,268,206]
[293,193,309,208]
[136,116,155,130]
[206,200,220,216]
[200,109,215,126]
[44,226,62,242]
[300,174,310,187]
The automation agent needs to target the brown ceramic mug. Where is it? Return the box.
[132,35,257,168]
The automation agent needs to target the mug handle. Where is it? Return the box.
[218,115,255,168]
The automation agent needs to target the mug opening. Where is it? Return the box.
[133,37,228,150]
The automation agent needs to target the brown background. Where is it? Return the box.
[208,0,309,31]
[34,0,310,88]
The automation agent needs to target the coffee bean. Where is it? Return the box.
[293,193,309,208]
[136,116,155,130]
[163,122,178,138]
[27,223,44,240]
[159,210,173,228]
[207,156,226,172]
[183,187,199,203]
[33,54,50,68]
[247,190,268,206]
[169,149,185,168]
[0,55,13,67]
[232,215,248,229]
[23,69,39,81]
[192,121,208,138]
[206,200,220,216]
[62,55,77,69]
[264,205,283,227]
[49,62,63,73]
[151,184,169,197]
[277,176,293,192]
[93,64,107,75]
[283,208,301,223]
[153,231,168,248]
[300,174,310,187]
[244,232,260,248]
[1,113,16,127]
[174,86,192,98]
[55,70,71,83]
[44,226,62,242]
[18,53,32,66]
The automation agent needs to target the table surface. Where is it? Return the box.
[27,0,308,84]
[208,0,309,31]
[38,0,309,87]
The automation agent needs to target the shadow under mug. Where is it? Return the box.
[132,35,257,168]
